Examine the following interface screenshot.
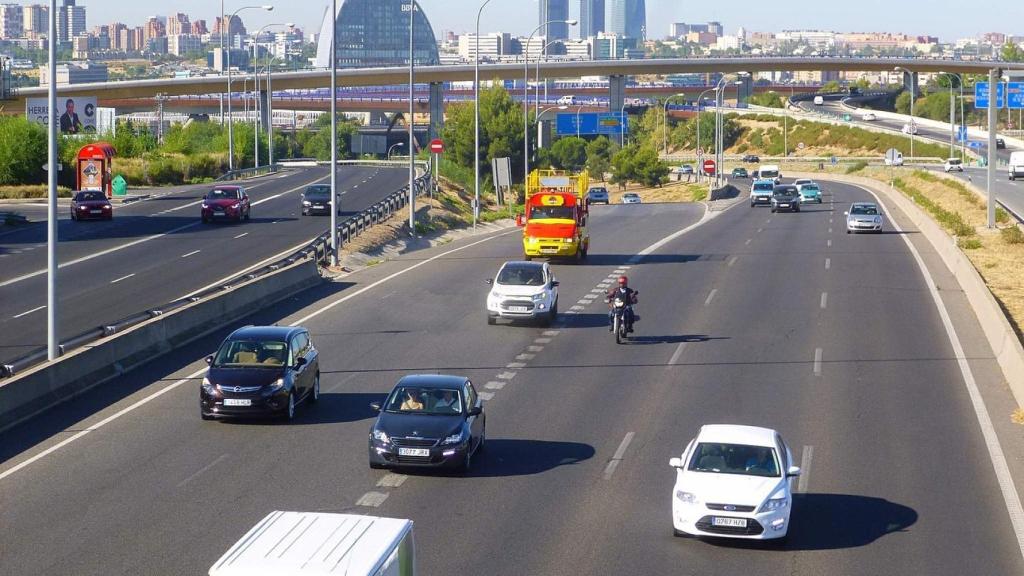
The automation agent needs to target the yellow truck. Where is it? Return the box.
[519,169,591,261]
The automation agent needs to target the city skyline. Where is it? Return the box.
[3,0,1017,43]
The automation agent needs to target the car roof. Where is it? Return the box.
[696,424,779,447]
[624,193,639,197]
[227,325,304,340]
[213,185,242,190]
[850,202,877,208]
[500,260,544,270]
[395,374,469,389]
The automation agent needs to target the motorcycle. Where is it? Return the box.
[610,294,636,344]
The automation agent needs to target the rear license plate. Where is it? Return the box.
[712,517,747,528]
[509,306,529,313]
[223,398,251,407]
[398,448,430,457]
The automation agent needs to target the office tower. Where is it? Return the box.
[539,0,569,41]
[580,0,604,38]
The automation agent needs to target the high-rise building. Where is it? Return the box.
[167,13,190,36]
[539,0,569,41]
[605,0,625,35]
[624,0,645,40]
[580,0,604,38]
[0,4,23,39]
[168,34,201,57]
[58,0,86,44]
[315,0,439,69]
[143,17,165,42]
[22,4,47,38]
[192,19,208,36]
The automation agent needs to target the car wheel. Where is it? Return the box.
[477,426,486,453]
[283,392,295,422]
[487,315,496,326]
[245,209,251,221]
[459,448,472,473]
[310,373,320,403]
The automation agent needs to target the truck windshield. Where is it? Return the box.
[530,206,574,220]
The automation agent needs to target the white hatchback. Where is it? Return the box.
[486,261,559,326]
[670,424,800,541]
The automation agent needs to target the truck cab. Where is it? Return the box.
[520,170,591,262]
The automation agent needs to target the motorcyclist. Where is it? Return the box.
[607,276,638,333]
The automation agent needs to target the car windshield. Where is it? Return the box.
[213,339,288,367]
[760,170,779,177]
[530,206,574,220]
[625,194,638,198]
[305,186,331,198]
[754,183,773,191]
[774,188,797,196]
[687,442,781,477]
[948,160,961,165]
[851,205,879,215]
[802,185,819,192]
[385,386,463,415]
[208,188,240,200]
[75,191,106,202]
[497,265,545,286]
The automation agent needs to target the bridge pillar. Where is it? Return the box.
[429,82,444,141]
[902,70,920,98]
[609,74,626,115]
[737,75,753,108]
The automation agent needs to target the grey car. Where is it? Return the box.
[770,185,800,213]
[845,202,884,233]
[587,187,610,205]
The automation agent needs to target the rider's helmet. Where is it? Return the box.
[618,275,628,287]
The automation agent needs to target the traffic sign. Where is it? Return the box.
[555,112,628,136]
[974,82,1023,109]
[958,125,968,143]
[885,148,901,163]
[702,159,716,175]
[429,139,444,154]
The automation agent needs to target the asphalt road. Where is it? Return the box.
[0,165,409,365]
[2,183,1024,575]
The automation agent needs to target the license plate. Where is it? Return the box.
[540,248,559,254]
[712,517,747,528]
[509,306,529,313]
[90,210,102,214]
[398,448,430,457]
[223,398,251,406]
[779,204,790,208]
[313,205,324,209]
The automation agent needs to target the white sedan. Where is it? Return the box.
[862,112,877,121]
[670,424,800,541]
[622,193,642,204]
[902,123,919,135]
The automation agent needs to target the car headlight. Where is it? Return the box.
[202,203,209,209]
[230,202,240,209]
[874,216,882,224]
[372,429,390,443]
[201,377,218,395]
[532,292,546,301]
[266,378,285,391]
[563,237,574,243]
[527,236,539,244]
[303,200,311,206]
[675,490,699,505]
[758,497,789,513]
[441,430,465,446]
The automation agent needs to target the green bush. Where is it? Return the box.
[0,117,47,186]
[1001,226,1024,244]
[893,177,976,237]
[958,237,983,250]
[845,161,868,174]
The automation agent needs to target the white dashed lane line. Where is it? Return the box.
[234,232,248,239]
[181,250,201,258]
[798,445,814,493]
[356,492,389,508]
[485,381,506,390]
[744,238,752,246]
[666,342,687,370]
[376,473,407,488]
[813,348,823,376]
[496,371,517,380]
[110,273,135,284]
[704,289,718,307]
[603,432,635,480]
[820,292,828,310]
[12,305,46,319]
[727,256,738,267]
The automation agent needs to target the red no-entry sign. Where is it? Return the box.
[429,139,444,154]
[702,159,716,175]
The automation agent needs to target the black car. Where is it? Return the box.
[369,375,486,472]
[731,167,749,178]
[301,184,338,216]
[771,185,801,213]
[200,326,319,421]
[742,154,761,163]
[996,138,1006,150]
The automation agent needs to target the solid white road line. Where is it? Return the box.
[181,250,201,258]
[813,348,823,376]
[604,432,635,480]
[12,305,45,319]
[797,446,813,493]
[110,273,136,284]
[666,342,687,369]
[861,183,1024,559]
[176,454,229,488]
[820,292,828,310]
[704,289,718,307]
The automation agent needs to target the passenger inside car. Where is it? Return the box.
[399,390,424,411]
[431,389,462,414]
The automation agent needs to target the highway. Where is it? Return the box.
[0,165,410,366]
[3,180,1024,574]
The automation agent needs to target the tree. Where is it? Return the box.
[441,83,530,186]
[0,117,47,186]
[821,80,842,93]
[548,137,587,171]
[1002,42,1024,63]
[609,144,668,188]
[895,91,912,115]
[585,136,616,181]
[748,91,784,108]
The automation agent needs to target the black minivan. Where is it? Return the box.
[200,326,320,421]
[301,184,338,216]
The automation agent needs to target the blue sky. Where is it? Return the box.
[85,0,1014,42]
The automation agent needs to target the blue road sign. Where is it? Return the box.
[556,112,628,136]
[1009,82,1024,109]
[958,125,968,143]
[975,82,1006,108]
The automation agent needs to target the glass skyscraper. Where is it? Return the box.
[314,0,440,69]
[605,0,645,39]
[539,0,570,41]
[580,0,605,38]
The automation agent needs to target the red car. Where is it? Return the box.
[201,185,251,223]
[70,190,113,221]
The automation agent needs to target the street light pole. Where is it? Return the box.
[329,0,338,266]
[535,39,559,119]
[253,41,260,169]
[895,66,914,161]
[473,0,492,229]
[696,88,716,176]
[408,0,416,234]
[524,19,576,197]
[226,4,274,173]
[987,68,999,229]
[620,102,627,148]
[46,0,57,360]
[388,142,405,161]
[254,23,291,170]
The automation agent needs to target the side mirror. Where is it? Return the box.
[205,355,214,365]
[370,402,382,412]
[551,280,560,288]
[787,466,802,477]
[468,406,482,416]
[294,356,307,368]
[669,457,682,468]
[515,214,525,227]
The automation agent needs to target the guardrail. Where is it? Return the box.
[0,170,432,380]
[216,164,280,182]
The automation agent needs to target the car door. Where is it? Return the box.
[464,381,483,449]
[289,332,310,399]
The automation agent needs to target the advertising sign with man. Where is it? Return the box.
[26,97,98,134]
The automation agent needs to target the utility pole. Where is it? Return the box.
[46,0,58,360]
[408,0,416,234]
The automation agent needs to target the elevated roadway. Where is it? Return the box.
[3,179,1024,574]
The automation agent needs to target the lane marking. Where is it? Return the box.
[757,227,764,233]
[828,227,833,234]
[234,232,249,239]
[666,342,687,369]
[516,353,535,361]
[542,330,561,337]
[824,258,831,270]
[13,305,45,319]
[603,432,635,480]
[181,250,201,258]
[496,371,517,380]
[820,292,828,310]
[534,337,552,344]
[570,305,585,311]
[176,454,229,488]
[356,492,389,507]
[477,391,495,401]
[766,219,772,224]
[527,345,544,353]
[110,273,136,284]
[744,238,752,246]
[814,347,823,376]
[704,289,718,307]
[485,381,506,390]
[797,446,813,493]
[727,256,738,267]
[506,362,526,369]
[827,239,832,248]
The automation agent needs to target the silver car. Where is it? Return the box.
[845,202,884,233]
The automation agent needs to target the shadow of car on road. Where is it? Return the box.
[394,438,595,479]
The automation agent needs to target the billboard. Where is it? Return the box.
[26,97,99,134]
[555,112,628,136]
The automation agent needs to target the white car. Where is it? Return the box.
[670,425,800,541]
[901,123,919,135]
[944,158,964,172]
[793,178,814,190]
[862,112,877,121]
[622,193,642,204]
[486,260,559,326]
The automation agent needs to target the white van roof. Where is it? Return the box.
[209,511,413,576]
[759,164,780,171]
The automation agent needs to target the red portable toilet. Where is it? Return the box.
[77,142,117,198]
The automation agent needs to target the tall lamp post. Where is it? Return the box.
[696,87,716,177]
[225,4,274,172]
[473,0,494,229]
[524,19,577,193]
[938,71,965,162]
[535,39,560,118]
[407,0,418,234]
[46,0,57,360]
[329,0,338,266]
[894,66,915,161]
[253,23,292,170]
[662,93,686,156]
[388,142,405,161]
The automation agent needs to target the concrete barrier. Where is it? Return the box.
[0,260,323,432]
[792,171,1024,408]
